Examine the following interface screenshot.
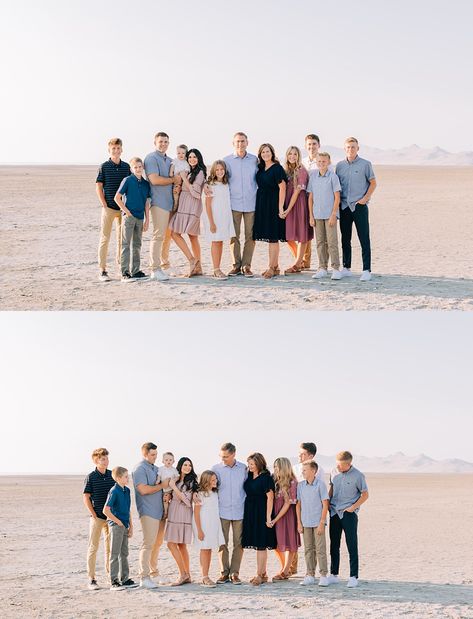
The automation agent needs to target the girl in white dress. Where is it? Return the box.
[203,160,235,279]
[193,470,225,587]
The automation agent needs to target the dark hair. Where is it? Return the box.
[221,442,236,454]
[300,442,317,456]
[186,148,207,184]
[257,143,278,171]
[247,452,269,475]
[305,134,320,144]
[142,442,157,454]
[303,460,318,472]
[155,132,169,139]
[176,456,199,492]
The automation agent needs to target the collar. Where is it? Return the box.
[95,467,109,476]
[142,459,156,468]
[109,158,122,165]
[155,150,168,160]
[345,156,359,164]
[232,152,248,159]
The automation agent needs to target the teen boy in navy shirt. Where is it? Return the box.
[114,157,150,281]
[103,467,137,590]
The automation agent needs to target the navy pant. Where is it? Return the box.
[329,512,359,578]
[340,203,371,271]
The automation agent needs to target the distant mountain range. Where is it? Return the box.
[298,452,473,474]
[323,144,473,166]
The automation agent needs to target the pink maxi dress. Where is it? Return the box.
[284,167,313,243]
[274,479,301,552]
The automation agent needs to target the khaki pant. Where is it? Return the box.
[98,206,122,271]
[302,241,312,269]
[230,211,255,269]
[86,517,110,579]
[150,206,171,271]
[315,219,340,270]
[219,519,243,577]
[139,515,162,578]
[303,526,328,576]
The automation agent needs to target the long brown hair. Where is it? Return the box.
[257,143,278,171]
[247,452,269,475]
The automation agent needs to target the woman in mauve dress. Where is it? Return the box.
[169,148,207,277]
[270,457,300,581]
[165,457,199,586]
[282,146,313,273]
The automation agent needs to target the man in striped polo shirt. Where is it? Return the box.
[96,138,131,282]
[83,447,116,590]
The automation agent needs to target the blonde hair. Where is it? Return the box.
[198,470,218,495]
[344,137,359,145]
[92,448,109,462]
[112,466,128,481]
[317,152,331,161]
[284,146,302,184]
[273,457,296,498]
[207,160,229,185]
[129,157,143,166]
[108,138,122,147]
[336,450,353,462]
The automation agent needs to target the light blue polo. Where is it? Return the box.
[132,459,163,520]
[335,156,375,212]
[329,466,368,519]
[211,460,247,520]
[296,478,329,528]
[307,170,341,219]
[223,152,258,213]
[144,150,174,211]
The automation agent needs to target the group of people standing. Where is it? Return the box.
[96,132,377,283]
[83,442,369,592]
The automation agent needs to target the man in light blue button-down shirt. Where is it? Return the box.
[223,133,258,277]
[212,442,247,584]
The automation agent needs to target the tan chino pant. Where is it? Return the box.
[315,219,340,271]
[230,211,255,269]
[86,517,110,579]
[302,526,328,576]
[219,519,244,577]
[98,206,122,271]
[302,241,312,269]
[150,206,171,271]
[139,515,161,578]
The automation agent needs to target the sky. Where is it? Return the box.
[1,0,473,164]
[0,312,471,474]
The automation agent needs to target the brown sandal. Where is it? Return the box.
[284,265,302,275]
[192,260,203,276]
[263,267,276,279]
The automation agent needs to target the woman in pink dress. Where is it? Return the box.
[169,148,207,277]
[165,456,199,586]
[282,146,313,274]
[269,457,300,581]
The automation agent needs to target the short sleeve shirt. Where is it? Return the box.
[144,151,173,211]
[296,478,330,527]
[105,483,131,528]
[117,174,151,219]
[132,460,163,520]
[329,466,368,519]
[307,170,341,219]
[83,468,115,519]
[96,159,131,210]
[335,156,375,212]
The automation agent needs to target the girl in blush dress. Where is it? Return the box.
[169,149,207,277]
[202,160,235,279]
[242,452,276,585]
[282,146,313,273]
[165,456,199,586]
[193,470,225,587]
[269,457,301,581]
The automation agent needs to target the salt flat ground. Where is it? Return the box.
[1,474,472,618]
[1,166,472,310]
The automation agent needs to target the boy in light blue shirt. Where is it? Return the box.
[307,153,342,281]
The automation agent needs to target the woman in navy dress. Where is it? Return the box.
[252,144,287,279]
[242,452,276,585]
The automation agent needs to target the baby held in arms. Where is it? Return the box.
[170,145,190,212]
[158,452,179,518]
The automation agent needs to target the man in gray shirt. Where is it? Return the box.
[132,442,170,589]
[335,137,377,281]
[328,451,369,588]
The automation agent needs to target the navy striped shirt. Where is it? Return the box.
[83,468,116,519]
[96,159,131,210]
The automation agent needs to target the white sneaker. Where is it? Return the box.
[300,575,316,586]
[331,270,342,280]
[312,269,328,279]
[360,270,372,281]
[340,267,353,278]
[150,269,170,282]
[98,271,111,283]
[318,576,329,587]
[347,576,359,588]
[140,577,158,589]
[327,574,339,585]
[88,579,99,590]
